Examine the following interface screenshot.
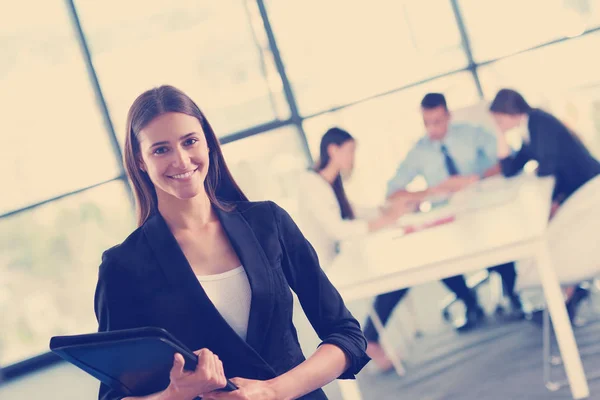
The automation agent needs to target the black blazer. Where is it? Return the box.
[500,108,600,202]
[94,201,369,400]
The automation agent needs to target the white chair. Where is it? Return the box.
[515,175,600,391]
[451,100,499,136]
[543,278,600,391]
[516,175,600,290]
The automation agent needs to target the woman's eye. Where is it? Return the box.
[183,138,198,146]
[153,147,169,155]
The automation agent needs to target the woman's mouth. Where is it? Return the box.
[168,167,198,180]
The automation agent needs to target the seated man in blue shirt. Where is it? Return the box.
[388,93,522,332]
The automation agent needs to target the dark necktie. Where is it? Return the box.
[441,144,459,176]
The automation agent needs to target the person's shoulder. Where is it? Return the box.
[231,200,298,239]
[299,169,324,184]
[98,226,145,282]
[529,108,557,124]
[412,136,432,151]
[231,200,275,215]
[451,121,487,135]
[529,108,566,132]
[233,200,292,219]
[99,226,145,277]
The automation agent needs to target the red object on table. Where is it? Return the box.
[402,215,456,235]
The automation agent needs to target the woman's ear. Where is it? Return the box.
[326,143,337,159]
[138,157,147,172]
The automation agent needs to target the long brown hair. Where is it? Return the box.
[124,85,247,226]
[490,88,585,142]
[489,88,533,115]
[316,127,355,220]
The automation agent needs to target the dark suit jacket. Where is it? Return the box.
[500,108,600,202]
[94,201,369,400]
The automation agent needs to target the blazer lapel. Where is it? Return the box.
[216,207,276,356]
[142,213,234,332]
[142,211,276,376]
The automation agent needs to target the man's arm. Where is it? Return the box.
[475,125,503,179]
[386,148,422,200]
[482,163,501,178]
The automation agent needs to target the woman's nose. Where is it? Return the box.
[171,149,189,169]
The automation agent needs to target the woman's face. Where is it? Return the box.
[329,140,356,175]
[492,112,523,133]
[136,112,210,201]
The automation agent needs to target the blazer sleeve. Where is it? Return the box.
[386,147,421,197]
[531,114,563,178]
[499,146,532,178]
[270,202,370,379]
[94,253,135,400]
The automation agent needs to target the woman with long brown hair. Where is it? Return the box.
[296,127,414,372]
[95,86,369,400]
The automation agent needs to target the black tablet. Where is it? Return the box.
[50,327,237,397]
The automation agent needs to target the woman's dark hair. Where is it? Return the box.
[316,127,355,220]
[124,85,247,226]
[490,88,533,115]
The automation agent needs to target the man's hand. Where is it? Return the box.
[434,175,479,193]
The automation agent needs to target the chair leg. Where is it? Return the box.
[543,297,600,392]
[543,307,563,391]
[403,293,424,339]
[368,306,406,376]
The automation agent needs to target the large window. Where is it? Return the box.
[3,0,600,373]
[460,0,600,62]
[0,182,134,365]
[479,31,600,155]
[0,1,121,216]
[74,0,290,141]
[221,127,308,216]
[266,0,467,115]
[303,72,479,206]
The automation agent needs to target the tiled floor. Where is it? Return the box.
[2,281,599,399]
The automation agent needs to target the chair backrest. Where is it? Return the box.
[548,175,600,237]
[451,100,499,136]
[544,175,600,285]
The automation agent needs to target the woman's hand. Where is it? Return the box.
[201,378,278,400]
[549,201,561,220]
[165,349,228,399]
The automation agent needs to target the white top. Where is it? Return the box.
[196,266,251,340]
[296,171,370,267]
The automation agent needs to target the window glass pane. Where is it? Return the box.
[460,0,600,62]
[479,31,600,156]
[0,181,134,365]
[74,0,290,141]
[303,72,478,206]
[0,1,121,215]
[267,0,467,115]
[221,127,309,216]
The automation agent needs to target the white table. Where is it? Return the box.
[328,175,590,400]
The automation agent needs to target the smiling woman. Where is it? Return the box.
[123,86,246,226]
[95,86,370,400]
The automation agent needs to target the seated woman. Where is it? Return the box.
[490,88,600,322]
[297,127,415,372]
[95,86,370,400]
